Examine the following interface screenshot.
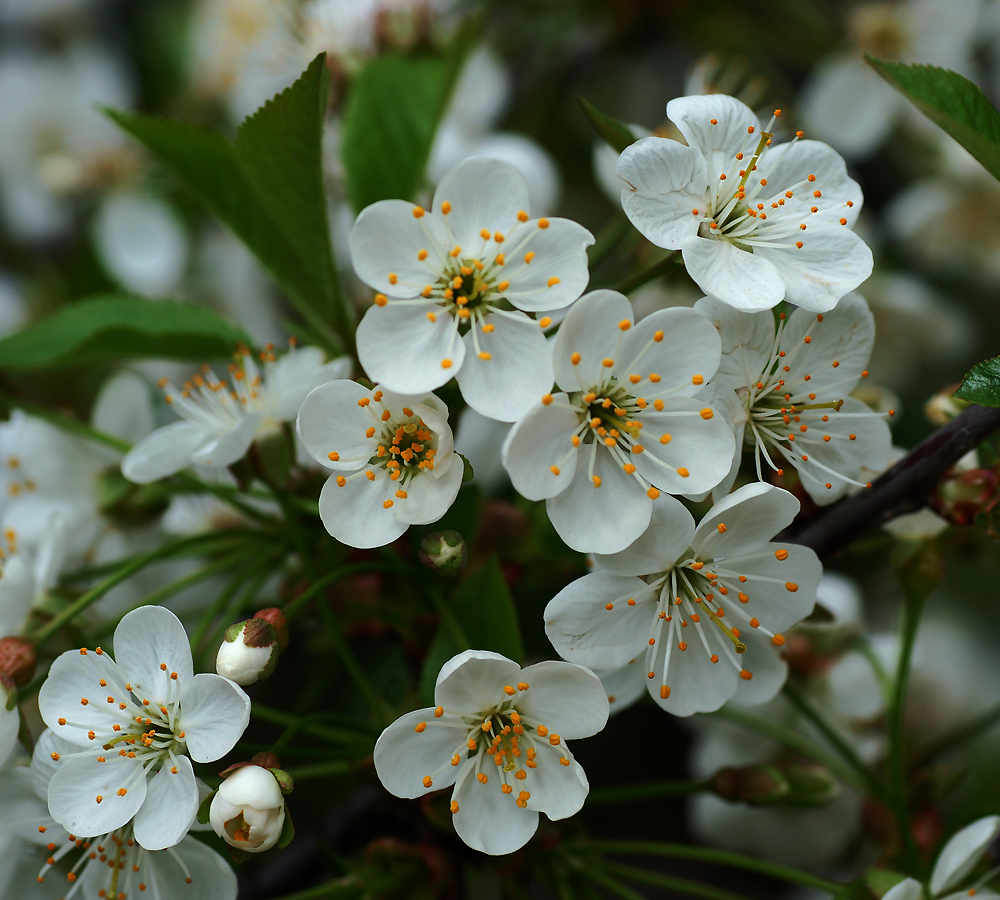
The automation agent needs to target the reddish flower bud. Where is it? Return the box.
[0,636,37,687]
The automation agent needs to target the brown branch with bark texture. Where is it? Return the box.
[784,404,1000,559]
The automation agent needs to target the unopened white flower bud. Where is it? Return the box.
[216,619,279,686]
[210,765,286,853]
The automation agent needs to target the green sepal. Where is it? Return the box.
[865,867,909,898]
[196,791,216,826]
[277,803,295,849]
[229,845,252,864]
[459,453,474,483]
[578,97,639,153]
[270,769,295,795]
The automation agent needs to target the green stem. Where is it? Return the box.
[782,681,886,800]
[283,561,399,619]
[252,704,376,746]
[713,705,867,793]
[284,760,353,781]
[577,841,844,894]
[888,592,927,876]
[188,566,257,654]
[596,861,753,900]
[32,533,247,645]
[586,780,709,806]
[615,251,678,295]
[92,551,251,638]
[315,596,393,725]
[587,213,630,271]
[426,585,470,651]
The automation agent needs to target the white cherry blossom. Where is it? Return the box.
[694,292,892,504]
[37,606,251,849]
[501,289,736,554]
[349,157,594,422]
[0,729,237,900]
[616,95,872,312]
[544,484,821,716]
[374,649,608,855]
[884,816,1000,900]
[297,381,463,548]
[122,344,349,484]
[209,764,286,852]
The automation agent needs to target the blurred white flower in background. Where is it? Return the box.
[93,193,190,297]
[0,45,133,242]
[800,0,982,160]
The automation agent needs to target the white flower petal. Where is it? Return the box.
[0,553,36,637]
[31,729,78,801]
[121,421,213,484]
[618,306,722,397]
[499,217,594,312]
[114,606,194,699]
[713,542,821,634]
[647,623,739,717]
[373,708,463,799]
[544,571,654,671]
[779,293,874,395]
[297,380,379,470]
[552,289,633,392]
[356,301,465,395]
[348,199,450,296]
[930,816,1000,895]
[632,397,736,495]
[727,627,789,707]
[434,650,521,714]
[91,371,156,447]
[392,454,463,526]
[795,397,891,505]
[594,494,695,576]
[514,661,609,740]
[317,469,408,549]
[431,157,530,252]
[598,658,649,716]
[501,395,580,501]
[617,137,706,250]
[456,311,554,422]
[266,348,352,421]
[546,447,653,553]
[694,296,775,391]
[132,755,200,850]
[0,767,60,846]
[178,673,250,763]
[524,741,589,820]
[0,691,18,770]
[190,411,264,469]
[881,879,925,900]
[692,483,800,557]
[47,753,147,837]
[754,226,873,314]
[667,94,761,163]
[680,235,785,312]
[451,766,539,855]
[38,650,131,746]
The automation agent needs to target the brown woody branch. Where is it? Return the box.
[784,404,1000,559]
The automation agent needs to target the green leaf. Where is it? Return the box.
[105,55,347,353]
[578,97,638,154]
[955,356,1000,407]
[196,791,216,826]
[0,296,250,369]
[277,804,295,849]
[867,58,1000,182]
[419,557,524,703]
[864,867,908,899]
[341,53,452,211]
[235,56,342,328]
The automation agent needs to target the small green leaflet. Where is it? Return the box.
[578,97,639,153]
[867,57,1000,183]
[0,296,250,369]
[955,356,1000,407]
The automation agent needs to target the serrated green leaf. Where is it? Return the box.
[235,56,342,329]
[419,557,523,704]
[955,356,1000,407]
[578,97,638,154]
[105,56,346,353]
[867,58,1000,182]
[0,296,250,369]
[341,54,451,211]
